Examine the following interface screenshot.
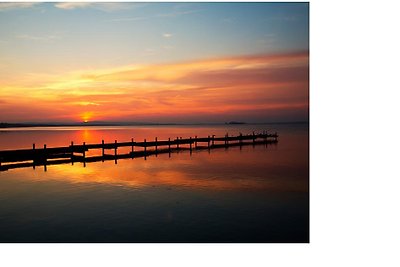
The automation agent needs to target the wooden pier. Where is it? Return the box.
[0,131,278,172]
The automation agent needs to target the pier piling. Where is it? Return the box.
[101,140,105,159]
[43,144,47,171]
[114,140,118,164]
[71,141,74,165]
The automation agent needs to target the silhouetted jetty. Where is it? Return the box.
[0,131,278,172]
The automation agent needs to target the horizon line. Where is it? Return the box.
[0,120,309,128]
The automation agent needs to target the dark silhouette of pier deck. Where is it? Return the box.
[0,131,278,172]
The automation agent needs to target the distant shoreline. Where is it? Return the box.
[0,121,309,129]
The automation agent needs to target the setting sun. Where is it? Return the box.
[81,112,93,123]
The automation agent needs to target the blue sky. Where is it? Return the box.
[0,2,308,74]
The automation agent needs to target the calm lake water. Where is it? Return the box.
[0,123,309,242]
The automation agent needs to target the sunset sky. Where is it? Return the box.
[0,2,309,124]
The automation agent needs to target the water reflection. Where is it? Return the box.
[1,125,308,193]
[0,124,309,242]
[3,142,308,192]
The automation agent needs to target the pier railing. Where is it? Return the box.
[0,131,278,172]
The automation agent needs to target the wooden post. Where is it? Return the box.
[83,142,86,158]
[114,140,117,164]
[44,144,47,172]
[190,137,192,153]
[168,138,171,157]
[212,135,215,146]
[253,131,255,144]
[144,139,147,160]
[70,142,74,165]
[195,135,197,148]
[176,137,179,149]
[102,140,105,158]
[208,135,210,148]
[131,138,134,153]
[155,137,158,153]
[32,143,36,169]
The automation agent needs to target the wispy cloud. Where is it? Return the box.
[97,3,146,12]
[156,9,202,18]
[54,2,146,12]
[0,2,38,11]
[163,33,173,38]
[108,16,147,22]
[0,51,309,122]
[77,101,100,106]
[267,15,300,22]
[142,48,157,56]
[109,8,201,23]
[221,18,234,24]
[162,45,174,50]
[16,34,61,42]
[54,2,92,10]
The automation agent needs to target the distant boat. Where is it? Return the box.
[225,121,246,125]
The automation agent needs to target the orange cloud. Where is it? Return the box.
[0,51,309,123]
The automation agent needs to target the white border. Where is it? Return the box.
[2,0,400,266]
